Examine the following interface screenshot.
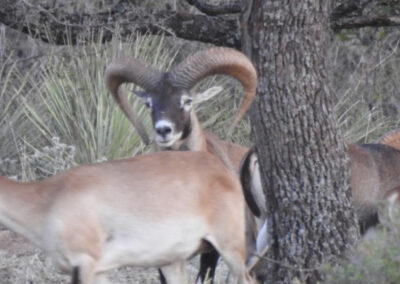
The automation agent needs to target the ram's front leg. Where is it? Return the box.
[160,262,187,284]
[197,250,219,284]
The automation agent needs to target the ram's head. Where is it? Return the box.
[106,47,257,147]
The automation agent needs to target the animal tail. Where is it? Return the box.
[239,148,262,217]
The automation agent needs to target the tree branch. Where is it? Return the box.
[0,0,399,49]
[186,0,241,16]
[0,0,240,47]
[332,14,400,31]
[331,0,400,31]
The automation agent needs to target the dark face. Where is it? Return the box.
[144,89,193,148]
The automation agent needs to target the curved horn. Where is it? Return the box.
[169,47,257,134]
[378,129,400,152]
[105,58,163,145]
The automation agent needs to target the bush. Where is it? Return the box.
[324,208,400,284]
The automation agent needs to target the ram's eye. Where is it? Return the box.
[181,97,193,111]
[180,94,193,111]
[184,98,193,106]
[145,99,152,108]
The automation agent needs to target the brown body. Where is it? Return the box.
[0,151,254,284]
[242,140,400,236]
[349,144,400,207]
[349,143,400,231]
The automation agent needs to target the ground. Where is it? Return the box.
[0,226,230,283]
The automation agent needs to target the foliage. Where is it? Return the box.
[333,83,388,144]
[19,137,75,180]
[329,28,400,143]
[324,208,400,284]
[0,57,39,160]
[0,136,75,181]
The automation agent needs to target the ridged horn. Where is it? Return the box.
[169,47,258,135]
[105,58,163,145]
[378,129,400,152]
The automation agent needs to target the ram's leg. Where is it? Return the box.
[158,268,167,284]
[196,250,219,284]
[206,222,255,283]
[218,250,254,284]
[70,255,97,284]
[202,236,254,284]
[160,262,187,284]
[93,273,110,284]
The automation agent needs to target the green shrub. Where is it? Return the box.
[324,208,400,284]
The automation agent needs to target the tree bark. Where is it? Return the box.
[244,1,359,283]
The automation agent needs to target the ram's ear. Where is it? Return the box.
[131,90,148,99]
[193,86,223,104]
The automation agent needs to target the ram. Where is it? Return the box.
[241,130,400,237]
[0,151,255,284]
[106,47,264,282]
[349,130,400,233]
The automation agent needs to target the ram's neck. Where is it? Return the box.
[203,131,248,172]
[221,141,249,172]
[0,176,48,247]
[184,113,208,151]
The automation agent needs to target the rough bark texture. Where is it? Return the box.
[245,1,359,283]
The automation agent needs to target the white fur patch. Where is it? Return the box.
[180,94,193,112]
[155,120,174,131]
[256,219,268,253]
[250,155,267,216]
[154,119,182,147]
[145,97,153,108]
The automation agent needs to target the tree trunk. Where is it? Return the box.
[243,1,359,283]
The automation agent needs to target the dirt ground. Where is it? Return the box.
[0,226,230,283]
